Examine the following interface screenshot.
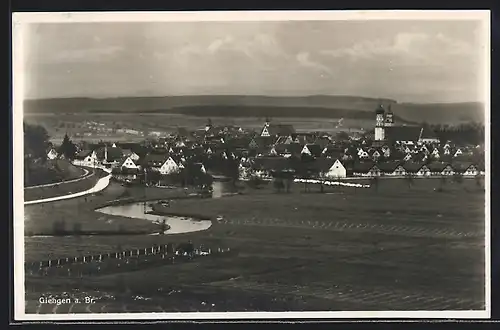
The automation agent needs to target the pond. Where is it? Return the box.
[96,202,212,235]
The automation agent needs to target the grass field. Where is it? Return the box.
[23,177,486,312]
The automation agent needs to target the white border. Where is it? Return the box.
[12,10,491,321]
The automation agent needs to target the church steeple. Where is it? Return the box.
[205,118,213,132]
[385,104,394,127]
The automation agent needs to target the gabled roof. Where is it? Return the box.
[75,150,93,159]
[303,144,323,157]
[353,161,376,173]
[451,161,475,172]
[378,161,402,173]
[142,153,169,167]
[403,161,426,172]
[427,161,449,172]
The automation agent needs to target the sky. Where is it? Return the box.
[23,19,487,103]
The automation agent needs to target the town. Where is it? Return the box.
[31,104,485,192]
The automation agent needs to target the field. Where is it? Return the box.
[23,177,486,313]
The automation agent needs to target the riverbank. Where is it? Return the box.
[24,182,203,237]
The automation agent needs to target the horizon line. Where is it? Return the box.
[22,94,484,105]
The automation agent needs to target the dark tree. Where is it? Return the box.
[159,219,168,235]
[453,173,464,184]
[247,175,263,189]
[73,222,82,235]
[439,175,448,190]
[405,173,415,190]
[24,122,50,160]
[58,134,77,160]
[273,178,285,193]
[371,176,379,192]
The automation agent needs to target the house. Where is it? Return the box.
[72,150,98,167]
[378,161,402,176]
[301,144,322,157]
[46,148,58,160]
[112,166,140,181]
[352,162,378,177]
[142,153,169,170]
[121,149,140,162]
[117,156,140,170]
[260,122,296,138]
[428,162,454,176]
[159,156,183,175]
[316,159,347,179]
[96,146,123,165]
[453,148,464,158]
[403,153,412,162]
[452,162,479,176]
[371,149,382,161]
[404,162,431,176]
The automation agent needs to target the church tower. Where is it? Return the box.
[385,104,394,127]
[205,118,213,132]
[374,104,386,141]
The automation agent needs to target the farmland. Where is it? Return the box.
[23,177,486,312]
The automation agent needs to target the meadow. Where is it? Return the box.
[23,177,486,312]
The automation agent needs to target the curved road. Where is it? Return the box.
[24,167,112,206]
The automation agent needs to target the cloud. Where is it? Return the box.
[296,51,332,74]
[320,32,476,66]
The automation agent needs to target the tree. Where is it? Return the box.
[158,219,167,235]
[371,176,379,192]
[439,175,448,191]
[475,173,484,190]
[453,173,464,185]
[273,178,285,193]
[247,175,263,189]
[58,134,77,160]
[24,122,50,160]
[406,173,415,190]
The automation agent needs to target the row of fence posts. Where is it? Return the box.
[26,244,232,270]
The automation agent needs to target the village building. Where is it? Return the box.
[316,159,347,179]
[72,150,98,167]
[260,119,296,138]
[46,148,58,160]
